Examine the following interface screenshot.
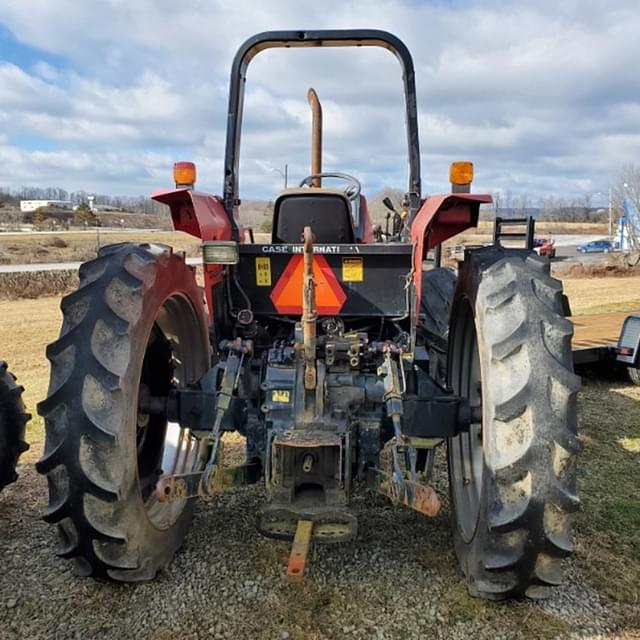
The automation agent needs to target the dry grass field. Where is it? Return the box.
[0,267,638,638]
[0,222,608,267]
[0,230,202,265]
[564,276,640,314]
[1,296,64,444]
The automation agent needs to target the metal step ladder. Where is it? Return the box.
[493,216,535,250]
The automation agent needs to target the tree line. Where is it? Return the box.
[1,164,638,224]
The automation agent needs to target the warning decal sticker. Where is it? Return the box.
[271,390,291,403]
[255,257,271,286]
[342,257,363,282]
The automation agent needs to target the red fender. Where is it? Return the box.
[152,188,234,319]
[411,193,492,308]
[151,188,233,241]
[358,196,375,244]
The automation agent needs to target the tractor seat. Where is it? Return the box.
[271,188,355,244]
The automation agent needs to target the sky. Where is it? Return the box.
[0,0,639,205]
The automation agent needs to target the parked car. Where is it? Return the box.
[534,237,556,258]
[576,240,613,253]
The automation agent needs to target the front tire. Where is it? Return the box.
[37,243,210,581]
[420,267,457,384]
[0,362,30,491]
[447,247,581,599]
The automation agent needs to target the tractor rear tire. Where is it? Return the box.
[628,366,640,385]
[447,247,581,600]
[0,362,30,491]
[37,243,210,581]
[420,267,457,384]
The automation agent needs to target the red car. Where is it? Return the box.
[534,237,556,258]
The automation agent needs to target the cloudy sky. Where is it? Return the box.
[0,0,639,205]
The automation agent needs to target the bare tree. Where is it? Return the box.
[612,164,640,213]
[515,193,529,215]
[503,190,513,217]
[492,191,502,218]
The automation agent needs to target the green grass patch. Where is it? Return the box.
[444,583,488,623]
[517,607,572,640]
[444,585,571,638]
[575,380,640,605]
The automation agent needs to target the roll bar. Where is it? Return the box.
[223,30,422,236]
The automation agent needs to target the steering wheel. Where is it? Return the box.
[299,172,361,201]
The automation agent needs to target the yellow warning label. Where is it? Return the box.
[271,389,290,403]
[256,257,271,286]
[342,257,363,282]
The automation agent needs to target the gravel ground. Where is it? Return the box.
[1,451,634,640]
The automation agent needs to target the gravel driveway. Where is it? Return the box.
[0,457,629,640]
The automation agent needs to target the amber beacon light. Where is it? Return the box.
[174,161,197,188]
[449,161,474,193]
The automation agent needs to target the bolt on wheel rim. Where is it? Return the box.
[136,294,204,530]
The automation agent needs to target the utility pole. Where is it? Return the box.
[272,164,288,189]
[608,186,612,238]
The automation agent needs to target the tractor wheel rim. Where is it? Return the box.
[136,294,204,530]
[449,297,484,543]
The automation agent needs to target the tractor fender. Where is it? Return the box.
[152,188,233,242]
[412,193,492,307]
[152,188,235,318]
[358,195,375,243]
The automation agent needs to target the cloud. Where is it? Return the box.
[0,0,638,199]
[0,62,67,112]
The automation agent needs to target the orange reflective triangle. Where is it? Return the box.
[270,255,346,315]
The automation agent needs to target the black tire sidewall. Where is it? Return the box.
[446,247,579,598]
[0,366,28,490]
[419,267,457,384]
[39,244,211,579]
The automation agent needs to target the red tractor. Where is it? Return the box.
[37,30,579,599]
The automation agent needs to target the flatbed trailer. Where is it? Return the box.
[572,311,640,384]
[572,311,631,364]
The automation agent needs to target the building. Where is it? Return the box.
[20,199,73,212]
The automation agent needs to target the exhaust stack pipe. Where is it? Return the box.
[307,88,322,187]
